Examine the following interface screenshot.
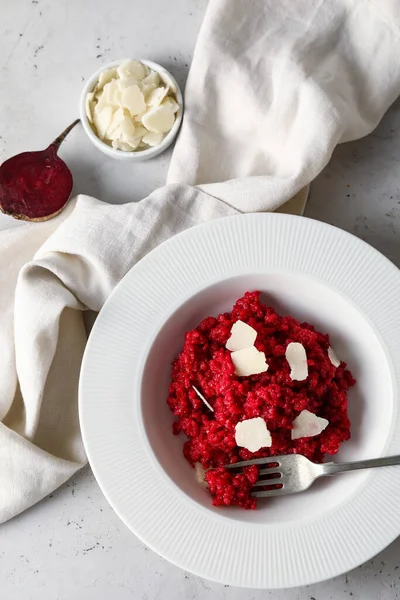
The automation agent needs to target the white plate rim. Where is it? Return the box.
[79,213,400,589]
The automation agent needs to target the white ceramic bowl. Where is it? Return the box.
[79,59,183,161]
[79,213,400,588]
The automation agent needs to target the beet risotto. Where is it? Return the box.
[167,291,355,509]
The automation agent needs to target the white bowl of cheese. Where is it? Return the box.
[79,59,184,160]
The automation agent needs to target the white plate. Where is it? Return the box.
[79,213,400,589]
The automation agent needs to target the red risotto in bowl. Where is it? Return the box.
[167,292,355,509]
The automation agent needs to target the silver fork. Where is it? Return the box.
[225,454,400,498]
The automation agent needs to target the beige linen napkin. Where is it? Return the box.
[1,0,400,523]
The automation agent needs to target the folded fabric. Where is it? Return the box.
[169,0,400,213]
[1,0,400,523]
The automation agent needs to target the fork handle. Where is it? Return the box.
[322,454,400,476]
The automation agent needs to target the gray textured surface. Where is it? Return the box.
[1,0,400,598]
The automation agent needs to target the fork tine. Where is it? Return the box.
[252,475,285,488]
[252,487,290,498]
[258,467,282,477]
[224,456,281,469]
